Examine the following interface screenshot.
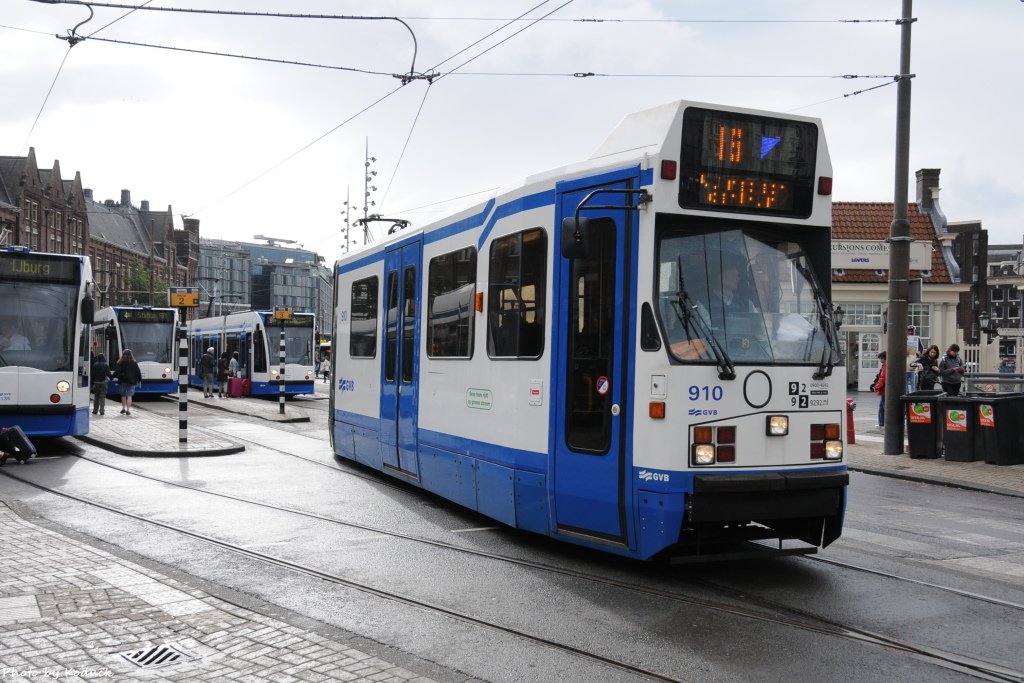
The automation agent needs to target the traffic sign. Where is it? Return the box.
[169,287,200,308]
[273,306,294,320]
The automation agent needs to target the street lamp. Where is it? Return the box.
[979,310,997,345]
[834,305,845,330]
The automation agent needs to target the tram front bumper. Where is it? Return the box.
[687,470,848,525]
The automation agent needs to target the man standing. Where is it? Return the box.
[905,325,924,394]
[200,347,216,398]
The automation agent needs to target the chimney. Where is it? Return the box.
[84,188,93,200]
[915,168,940,211]
[140,200,150,211]
[120,189,131,207]
[183,218,200,234]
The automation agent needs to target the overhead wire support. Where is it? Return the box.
[30,0,424,83]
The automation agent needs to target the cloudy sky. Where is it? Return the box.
[2,1,1021,261]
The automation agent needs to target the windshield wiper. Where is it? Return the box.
[792,257,841,379]
[671,257,735,380]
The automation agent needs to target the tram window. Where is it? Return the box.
[402,266,416,383]
[384,272,398,381]
[427,246,477,358]
[488,228,546,359]
[253,330,267,373]
[350,276,378,359]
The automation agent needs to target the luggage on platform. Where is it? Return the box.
[0,426,36,466]
[241,379,251,396]
[228,376,244,398]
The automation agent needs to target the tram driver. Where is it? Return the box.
[0,319,31,351]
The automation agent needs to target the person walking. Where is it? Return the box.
[320,357,330,384]
[872,351,887,428]
[917,344,941,391]
[217,351,231,398]
[90,353,113,416]
[200,347,216,398]
[938,343,965,396]
[114,349,142,415]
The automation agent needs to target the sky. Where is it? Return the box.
[2,0,1022,263]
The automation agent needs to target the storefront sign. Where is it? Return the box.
[831,240,932,270]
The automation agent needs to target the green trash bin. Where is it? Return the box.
[938,395,983,462]
[902,390,944,459]
[977,393,1024,466]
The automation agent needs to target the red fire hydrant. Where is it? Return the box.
[846,398,856,445]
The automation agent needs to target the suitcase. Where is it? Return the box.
[241,379,251,396]
[0,426,36,466]
[228,376,244,398]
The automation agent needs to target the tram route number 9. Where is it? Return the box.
[688,385,723,401]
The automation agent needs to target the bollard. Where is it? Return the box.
[846,398,856,445]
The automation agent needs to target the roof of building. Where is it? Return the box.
[832,202,952,284]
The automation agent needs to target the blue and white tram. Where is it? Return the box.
[0,247,95,437]
[331,100,848,560]
[92,306,178,395]
[187,311,316,396]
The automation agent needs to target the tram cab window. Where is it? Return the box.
[488,228,546,359]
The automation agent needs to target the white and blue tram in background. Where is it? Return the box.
[330,100,848,560]
[187,311,316,396]
[0,247,95,437]
[92,306,178,396]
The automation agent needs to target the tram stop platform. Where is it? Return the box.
[76,408,245,457]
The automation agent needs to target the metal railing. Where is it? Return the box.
[963,373,1024,394]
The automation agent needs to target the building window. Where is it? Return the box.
[427,246,477,358]
[488,228,546,359]
[991,288,1004,302]
[908,303,932,344]
[839,303,883,327]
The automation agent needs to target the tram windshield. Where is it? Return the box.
[119,322,174,364]
[0,282,77,371]
[657,228,836,365]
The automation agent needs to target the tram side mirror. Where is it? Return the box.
[81,296,95,325]
[561,216,591,259]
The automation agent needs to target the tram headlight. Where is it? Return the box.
[56,380,71,393]
[164,367,172,374]
[766,415,789,435]
[824,440,844,460]
[692,444,715,465]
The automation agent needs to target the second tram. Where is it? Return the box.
[331,100,848,560]
[92,306,178,396]
[187,311,316,396]
[0,247,95,437]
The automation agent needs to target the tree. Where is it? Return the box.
[123,266,170,306]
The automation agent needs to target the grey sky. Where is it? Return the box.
[2,1,1021,261]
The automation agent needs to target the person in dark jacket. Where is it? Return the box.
[916,344,941,391]
[199,347,216,398]
[938,343,965,396]
[114,349,143,415]
[90,353,114,415]
[217,351,231,398]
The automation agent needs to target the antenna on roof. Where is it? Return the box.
[253,234,298,247]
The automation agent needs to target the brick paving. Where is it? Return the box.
[0,503,440,682]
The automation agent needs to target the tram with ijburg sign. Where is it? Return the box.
[91,306,178,396]
[0,247,95,437]
[330,100,848,560]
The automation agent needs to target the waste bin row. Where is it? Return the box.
[901,391,1024,465]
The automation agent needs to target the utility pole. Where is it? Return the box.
[363,138,378,244]
[883,0,916,455]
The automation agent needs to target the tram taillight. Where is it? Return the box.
[690,425,737,466]
[810,423,843,461]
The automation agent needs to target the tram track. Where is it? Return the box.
[3,454,1022,683]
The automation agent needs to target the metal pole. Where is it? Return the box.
[279,322,286,414]
[883,0,915,455]
[178,311,188,443]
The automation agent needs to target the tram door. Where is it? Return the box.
[552,175,636,545]
[379,239,422,478]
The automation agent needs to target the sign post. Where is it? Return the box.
[170,288,200,443]
[274,306,293,414]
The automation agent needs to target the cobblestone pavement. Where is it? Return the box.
[0,502,441,682]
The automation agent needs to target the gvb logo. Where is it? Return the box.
[338,379,355,393]
[638,470,670,482]
[688,408,719,416]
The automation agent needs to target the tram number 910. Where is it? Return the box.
[689,385,723,401]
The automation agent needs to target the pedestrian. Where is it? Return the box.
[905,325,924,394]
[217,351,231,398]
[229,351,240,396]
[916,344,941,391]
[200,347,216,398]
[871,351,887,428]
[89,353,113,416]
[938,343,965,396]
[320,357,330,384]
[114,349,142,415]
